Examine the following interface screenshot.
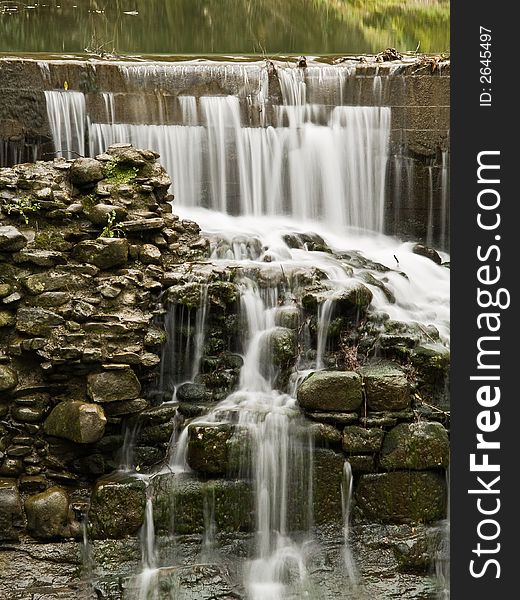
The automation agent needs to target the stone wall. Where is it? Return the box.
[0,146,450,598]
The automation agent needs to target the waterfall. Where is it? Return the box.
[40,62,450,598]
[44,90,86,158]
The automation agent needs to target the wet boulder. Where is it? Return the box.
[275,305,300,330]
[412,244,442,265]
[268,327,297,366]
[380,422,450,470]
[25,487,70,539]
[360,362,411,411]
[89,478,146,538]
[342,426,385,454]
[44,401,107,444]
[176,383,206,402]
[87,368,141,403]
[187,422,234,475]
[151,474,253,535]
[302,281,373,319]
[69,158,104,187]
[0,479,24,541]
[297,371,363,412]
[354,471,447,524]
[0,365,18,392]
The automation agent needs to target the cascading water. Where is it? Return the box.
[42,61,450,599]
[44,90,86,159]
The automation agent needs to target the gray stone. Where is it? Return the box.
[0,365,18,391]
[361,362,411,411]
[89,478,146,538]
[187,422,234,475]
[87,368,141,403]
[86,203,127,225]
[380,422,450,470]
[0,225,27,251]
[297,371,363,412]
[34,291,71,307]
[2,292,21,305]
[354,471,447,524]
[139,243,162,264]
[69,158,104,186]
[72,238,129,269]
[25,487,70,539]
[0,479,24,541]
[16,306,64,336]
[44,401,107,444]
[342,426,385,454]
[14,248,66,267]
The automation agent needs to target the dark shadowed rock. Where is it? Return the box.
[412,244,442,264]
[0,225,27,251]
[0,479,24,541]
[0,365,18,391]
[355,471,447,524]
[187,422,234,475]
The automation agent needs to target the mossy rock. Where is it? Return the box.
[25,487,70,539]
[342,426,384,454]
[354,471,447,524]
[380,422,450,470]
[269,327,297,367]
[313,448,345,525]
[297,371,362,412]
[43,401,107,444]
[89,478,146,539]
[151,474,253,535]
[187,422,234,475]
[0,365,18,391]
[360,362,411,411]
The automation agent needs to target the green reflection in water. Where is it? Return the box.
[0,0,449,56]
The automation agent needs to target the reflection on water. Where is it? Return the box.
[0,0,449,55]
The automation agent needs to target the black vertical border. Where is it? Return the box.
[451,3,514,598]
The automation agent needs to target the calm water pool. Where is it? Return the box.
[0,0,449,56]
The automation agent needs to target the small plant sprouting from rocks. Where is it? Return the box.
[104,159,139,185]
[99,210,125,239]
[4,196,41,224]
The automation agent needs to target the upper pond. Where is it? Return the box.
[0,0,449,56]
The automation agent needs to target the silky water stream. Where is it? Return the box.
[44,62,450,599]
